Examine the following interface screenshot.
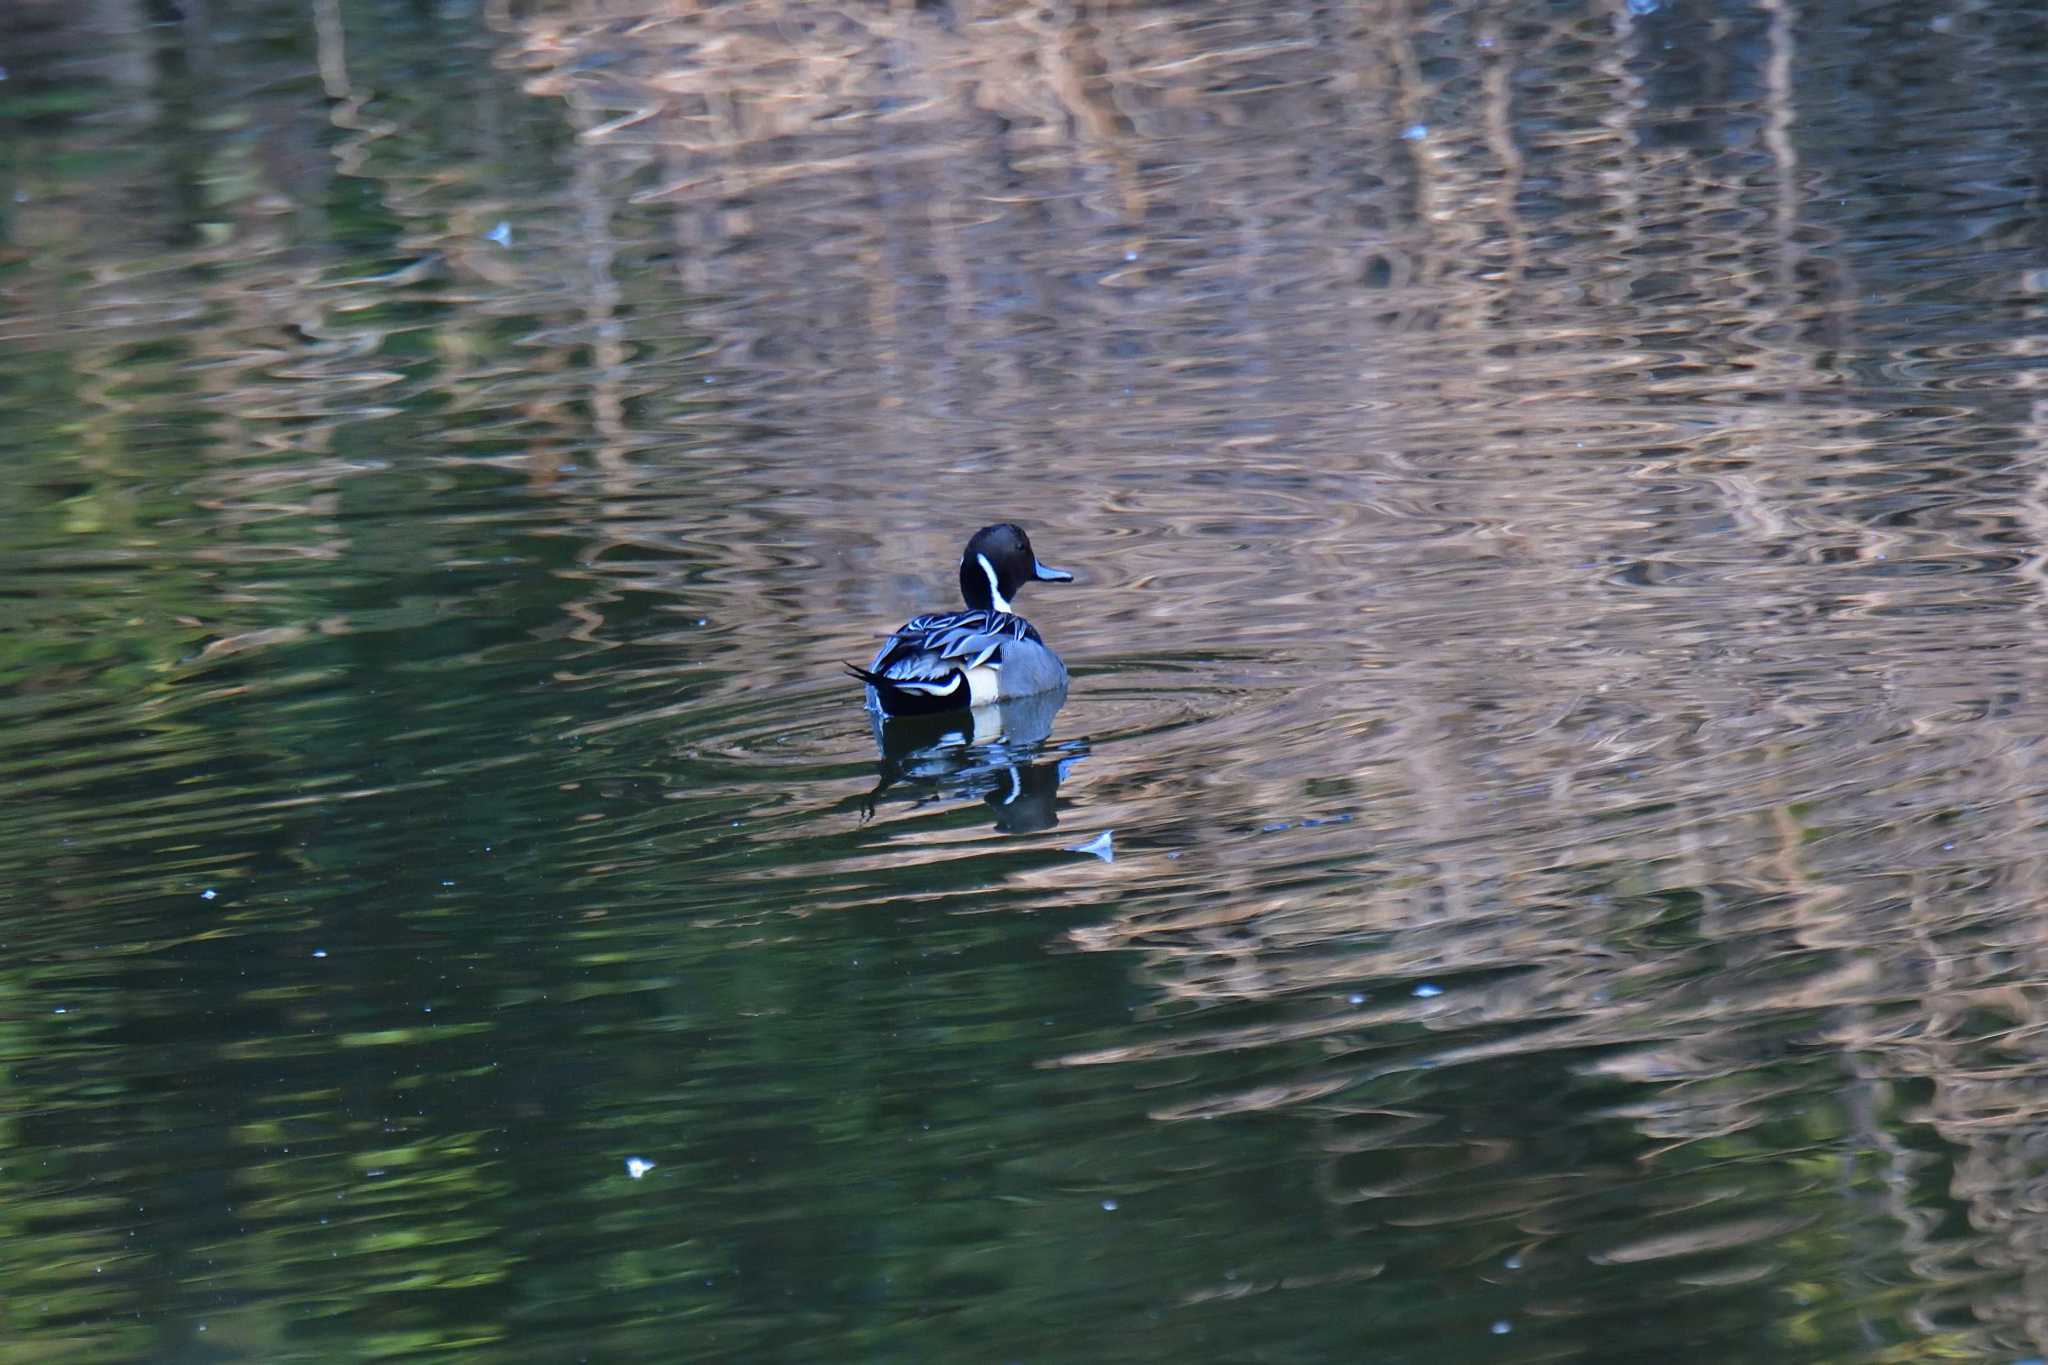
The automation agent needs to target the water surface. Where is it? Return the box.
[6,0,2048,1359]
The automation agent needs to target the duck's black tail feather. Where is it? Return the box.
[844,662,970,716]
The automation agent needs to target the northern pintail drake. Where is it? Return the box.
[846,523,1073,717]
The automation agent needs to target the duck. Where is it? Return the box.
[846,523,1073,717]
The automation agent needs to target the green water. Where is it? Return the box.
[6,0,2048,1360]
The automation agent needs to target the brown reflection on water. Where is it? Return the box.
[485,0,2048,1347]
[7,0,2048,1357]
[500,0,2048,1349]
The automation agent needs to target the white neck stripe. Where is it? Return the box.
[977,553,1013,614]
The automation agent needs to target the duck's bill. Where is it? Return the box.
[1034,562,1074,582]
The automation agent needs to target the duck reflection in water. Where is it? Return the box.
[861,682,1083,833]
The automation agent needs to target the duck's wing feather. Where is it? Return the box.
[867,610,1042,680]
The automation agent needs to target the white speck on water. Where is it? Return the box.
[53,1007,66,1015]
[440,880,456,887]
[1123,249,1138,262]
[1068,830,1115,863]
[1413,983,1444,999]
[1491,1320,1512,1335]
[1942,842,1955,851]
[696,618,708,626]
[200,888,217,901]
[626,1156,656,1179]
[1504,1252,1523,1270]
[1348,993,1367,1006]
[1401,123,1427,141]
[1100,1198,1119,1211]
[1627,0,1659,13]
[312,949,328,959]
[486,220,513,246]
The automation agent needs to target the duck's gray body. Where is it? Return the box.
[862,610,1066,708]
[847,524,1072,718]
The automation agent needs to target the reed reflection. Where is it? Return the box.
[8,0,2048,1358]
[861,683,1081,833]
